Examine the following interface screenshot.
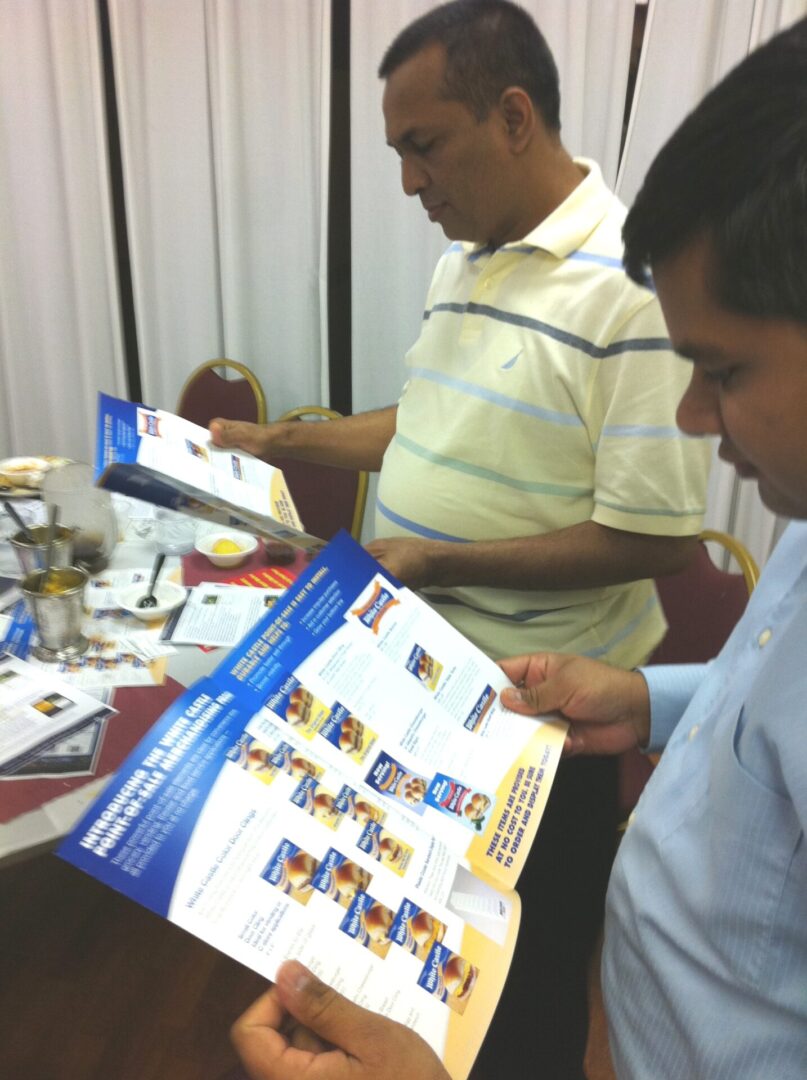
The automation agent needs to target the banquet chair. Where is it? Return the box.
[176,359,267,428]
[617,529,759,825]
[272,406,369,542]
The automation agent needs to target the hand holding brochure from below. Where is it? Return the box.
[94,392,325,555]
[57,532,567,1079]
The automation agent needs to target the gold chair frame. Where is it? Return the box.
[177,359,268,424]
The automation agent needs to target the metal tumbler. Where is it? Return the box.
[20,566,89,662]
[9,525,75,576]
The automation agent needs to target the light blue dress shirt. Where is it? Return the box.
[603,521,807,1079]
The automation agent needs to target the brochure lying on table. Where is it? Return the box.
[95,392,325,555]
[0,651,116,775]
[160,582,286,647]
[58,531,566,1079]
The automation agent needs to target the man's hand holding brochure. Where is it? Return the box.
[95,393,324,555]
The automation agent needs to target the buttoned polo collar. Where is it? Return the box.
[461,158,615,260]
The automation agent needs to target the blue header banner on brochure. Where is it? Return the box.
[96,393,142,478]
[57,677,251,916]
[213,531,399,698]
[57,531,396,916]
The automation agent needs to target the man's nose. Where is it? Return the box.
[401,155,428,197]
[676,368,722,437]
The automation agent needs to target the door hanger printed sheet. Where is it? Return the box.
[58,532,566,1079]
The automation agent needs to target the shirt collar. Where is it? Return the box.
[462,158,615,260]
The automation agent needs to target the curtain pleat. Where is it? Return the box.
[0,0,126,463]
[108,0,330,419]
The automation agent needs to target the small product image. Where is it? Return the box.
[390,898,447,961]
[261,840,320,906]
[290,775,344,830]
[406,644,443,692]
[338,891,396,958]
[265,675,330,741]
[228,734,279,786]
[417,942,479,1015]
[269,741,324,781]
[462,684,497,733]
[30,693,73,717]
[136,408,162,438]
[230,454,244,481]
[348,577,400,635]
[356,820,413,877]
[184,439,209,462]
[424,773,494,832]
[312,847,373,908]
[318,702,378,765]
[365,750,430,816]
[342,791,387,827]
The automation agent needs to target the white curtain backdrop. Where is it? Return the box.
[108,0,330,418]
[618,0,807,568]
[0,0,127,464]
[350,0,635,538]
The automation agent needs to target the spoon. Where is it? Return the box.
[39,504,59,593]
[3,500,37,543]
[137,552,165,609]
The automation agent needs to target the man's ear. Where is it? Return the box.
[498,86,536,152]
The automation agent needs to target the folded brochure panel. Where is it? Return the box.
[95,392,325,554]
[58,529,566,1079]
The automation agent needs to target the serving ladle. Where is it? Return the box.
[137,552,166,609]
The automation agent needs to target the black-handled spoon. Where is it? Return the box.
[3,500,37,543]
[137,552,166,609]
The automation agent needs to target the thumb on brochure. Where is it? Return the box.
[233,960,451,1080]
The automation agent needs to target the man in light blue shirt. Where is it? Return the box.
[229,18,807,1080]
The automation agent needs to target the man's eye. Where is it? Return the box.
[411,140,434,155]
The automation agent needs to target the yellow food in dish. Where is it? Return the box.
[212,538,242,555]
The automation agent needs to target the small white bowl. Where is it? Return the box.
[117,580,187,621]
[195,531,258,568]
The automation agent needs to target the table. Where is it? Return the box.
[0,534,307,866]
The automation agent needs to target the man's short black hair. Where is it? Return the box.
[378,0,561,131]
[623,17,807,324]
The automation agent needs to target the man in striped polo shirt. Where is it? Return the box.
[213,3,710,1075]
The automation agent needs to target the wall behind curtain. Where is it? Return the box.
[618,0,807,568]
[0,0,127,463]
[108,0,330,418]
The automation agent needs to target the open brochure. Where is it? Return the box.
[58,532,566,1079]
[95,392,325,555]
[0,652,116,775]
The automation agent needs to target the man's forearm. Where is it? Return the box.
[266,405,397,472]
[418,521,698,591]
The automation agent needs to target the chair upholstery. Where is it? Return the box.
[271,406,369,543]
[176,359,267,428]
[617,530,759,823]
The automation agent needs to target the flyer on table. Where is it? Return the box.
[58,532,566,1078]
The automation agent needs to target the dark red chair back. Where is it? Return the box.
[176,361,266,428]
[271,455,365,542]
[618,533,757,820]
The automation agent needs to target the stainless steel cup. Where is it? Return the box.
[21,566,89,662]
[9,524,75,576]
